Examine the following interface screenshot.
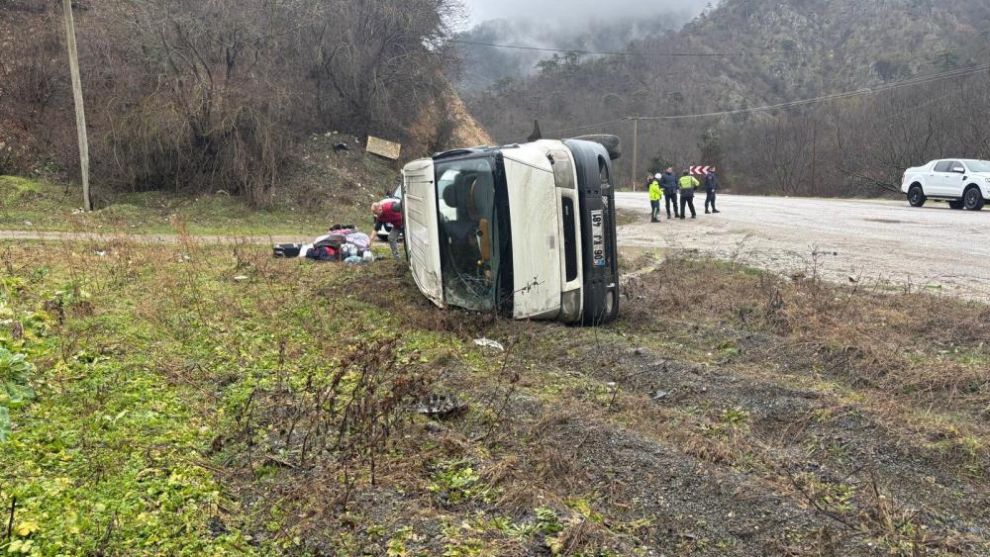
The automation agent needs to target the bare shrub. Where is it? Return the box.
[223,335,436,537]
[1,0,460,203]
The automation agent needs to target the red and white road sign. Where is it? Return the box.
[690,166,714,175]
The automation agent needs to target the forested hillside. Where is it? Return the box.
[461,0,990,196]
[0,0,479,206]
[450,12,693,91]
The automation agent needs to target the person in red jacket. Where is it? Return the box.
[372,199,404,260]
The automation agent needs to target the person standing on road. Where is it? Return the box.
[660,168,680,219]
[704,167,720,214]
[372,199,404,260]
[644,173,658,192]
[648,176,663,223]
[678,170,700,219]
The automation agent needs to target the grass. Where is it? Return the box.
[0,237,491,555]
[1,134,401,237]
[0,175,368,237]
[1,247,250,554]
[0,236,988,556]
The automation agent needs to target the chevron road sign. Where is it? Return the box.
[689,166,714,175]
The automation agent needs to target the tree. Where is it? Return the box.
[1,0,462,205]
[698,127,723,168]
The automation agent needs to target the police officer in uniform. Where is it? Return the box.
[660,168,680,219]
[705,166,720,214]
[678,170,700,219]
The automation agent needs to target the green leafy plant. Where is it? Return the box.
[720,407,750,427]
[429,461,491,506]
[535,506,564,535]
[0,406,10,443]
[0,347,35,441]
[386,526,414,557]
[795,473,856,515]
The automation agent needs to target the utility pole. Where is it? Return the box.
[62,0,91,211]
[629,117,640,191]
[811,117,818,196]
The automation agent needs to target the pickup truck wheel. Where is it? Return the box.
[907,185,926,207]
[964,186,985,211]
[948,200,965,210]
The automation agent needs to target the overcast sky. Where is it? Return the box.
[459,0,713,26]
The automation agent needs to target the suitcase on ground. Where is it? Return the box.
[273,243,302,258]
[314,234,346,249]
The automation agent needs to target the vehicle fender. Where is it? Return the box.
[903,175,924,194]
[902,163,936,193]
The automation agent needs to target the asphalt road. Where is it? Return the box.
[616,193,990,301]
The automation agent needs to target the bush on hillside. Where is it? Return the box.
[0,0,460,206]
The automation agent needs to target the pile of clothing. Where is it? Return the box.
[274,225,375,264]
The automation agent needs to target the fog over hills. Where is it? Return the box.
[459,0,715,27]
[452,1,716,90]
[455,0,990,196]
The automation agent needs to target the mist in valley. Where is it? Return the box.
[460,0,716,26]
[452,0,717,90]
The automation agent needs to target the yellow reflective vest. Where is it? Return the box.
[678,175,700,190]
[648,180,663,201]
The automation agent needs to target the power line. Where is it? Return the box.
[550,62,990,134]
[448,39,735,58]
[638,62,990,121]
[552,119,631,135]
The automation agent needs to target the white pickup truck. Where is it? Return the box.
[902,159,990,211]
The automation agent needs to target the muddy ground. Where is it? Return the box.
[263,255,990,556]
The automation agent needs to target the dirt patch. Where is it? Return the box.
[407,81,494,157]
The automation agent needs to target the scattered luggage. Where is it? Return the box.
[345,232,371,250]
[306,245,341,261]
[274,224,377,264]
[273,244,301,258]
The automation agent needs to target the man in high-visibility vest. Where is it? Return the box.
[643,173,658,192]
[678,170,700,219]
[648,176,663,223]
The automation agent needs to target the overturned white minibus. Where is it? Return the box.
[401,137,620,325]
